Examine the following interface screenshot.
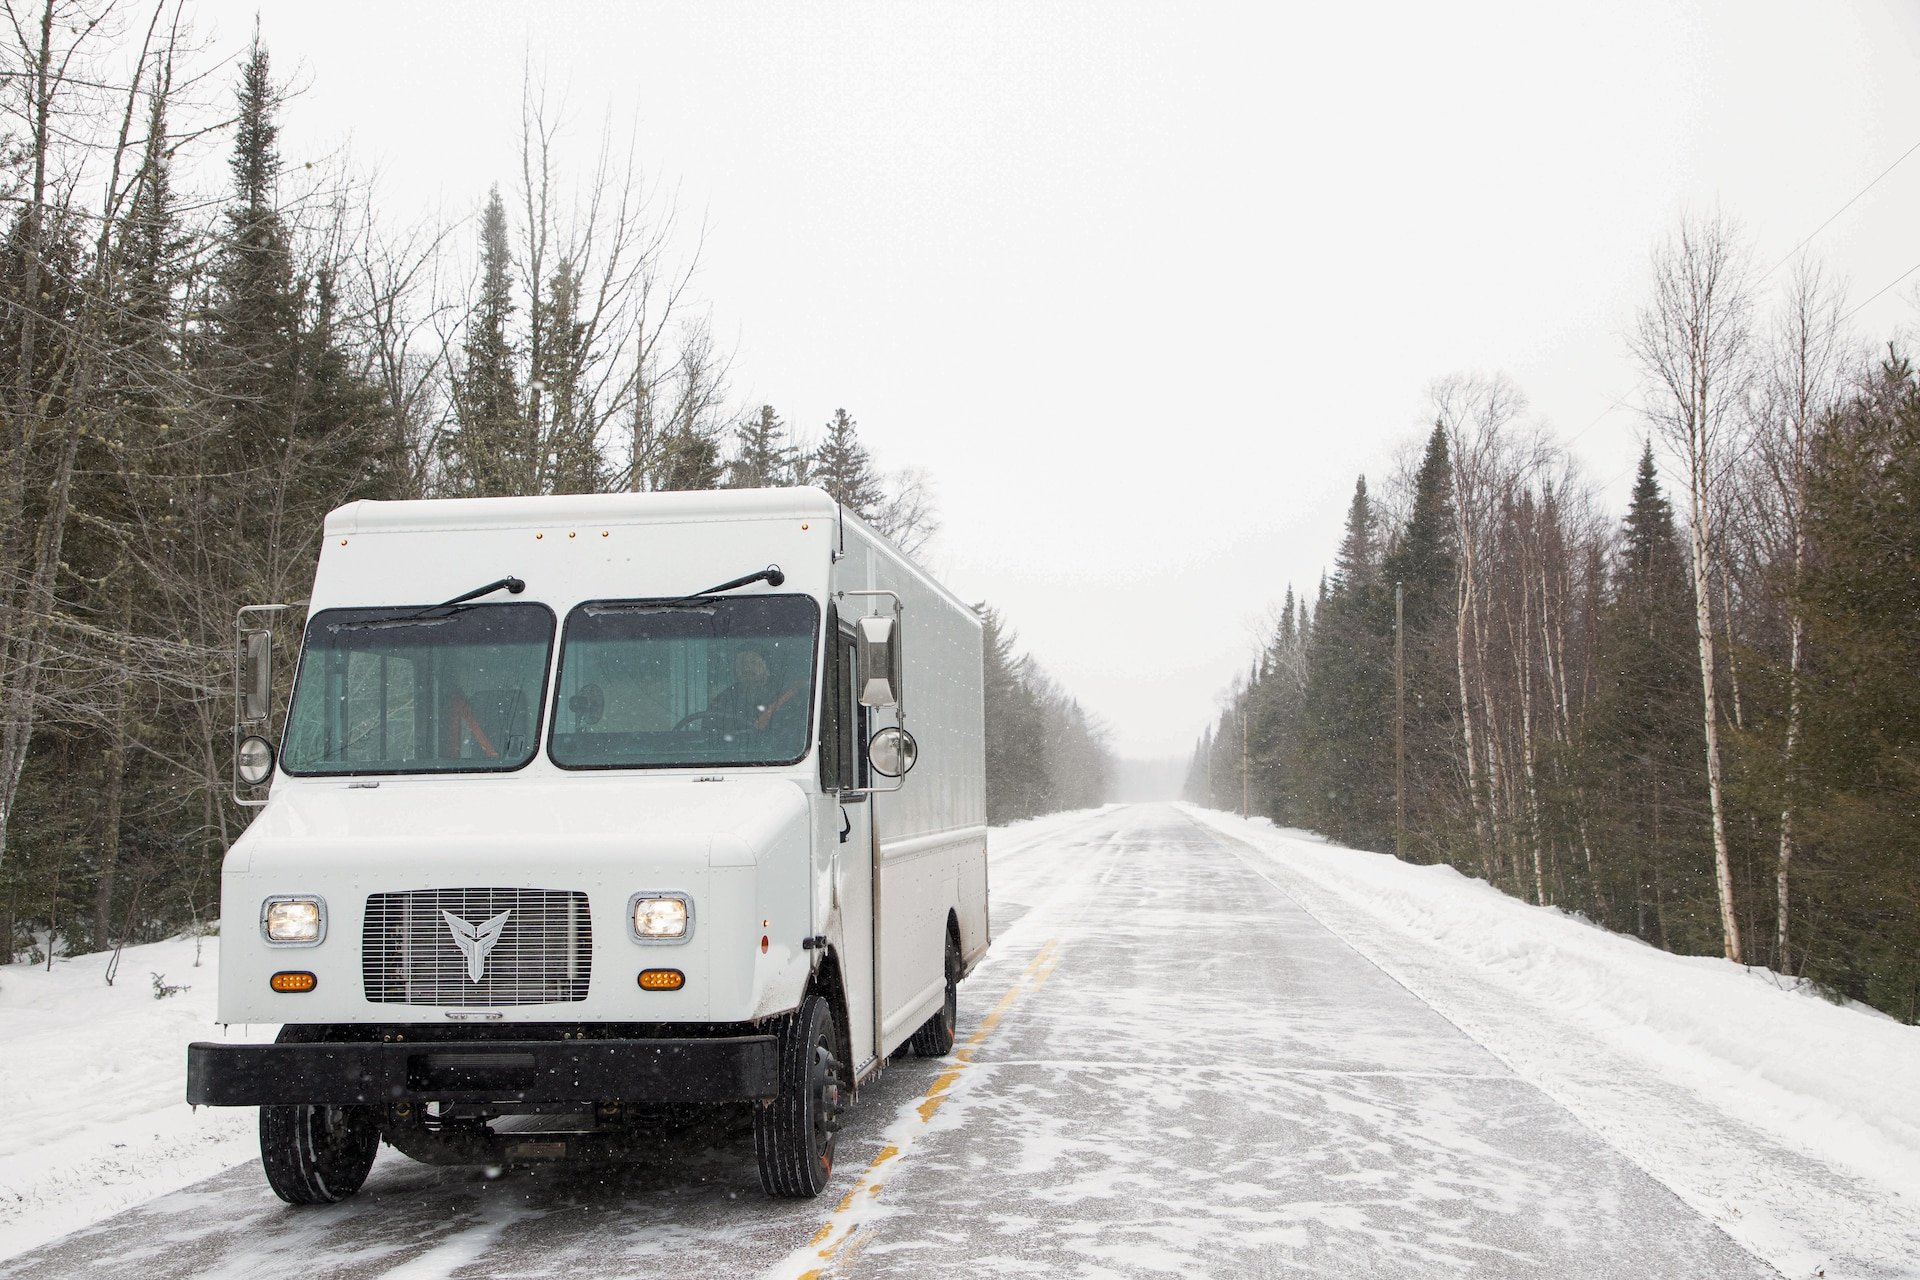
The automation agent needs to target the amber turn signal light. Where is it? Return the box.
[270,971,317,993]
[638,969,685,991]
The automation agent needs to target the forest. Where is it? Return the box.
[1189,218,1920,1021]
[0,3,1110,966]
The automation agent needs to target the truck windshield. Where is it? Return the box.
[549,595,818,769]
[280,604,555,775]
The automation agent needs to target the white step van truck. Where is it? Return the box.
[186,487,987,1202]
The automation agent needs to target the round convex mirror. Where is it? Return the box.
[237,734,276,786]
[868,725,919,778]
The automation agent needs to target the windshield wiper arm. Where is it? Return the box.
[592,564,787,613]
[433,576,527,610]
[671,564,785,604]
[332,575,527,630]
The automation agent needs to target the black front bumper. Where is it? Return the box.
[186,1035,779,1107]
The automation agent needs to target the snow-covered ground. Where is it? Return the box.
[0,808,1110,1265]
[2,803,1916,1278]
[1186,804,1920,1278]
[0,935,276,1258]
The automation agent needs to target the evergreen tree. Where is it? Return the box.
[205,34,400,589]
[1378,426,1460,859]
[1297,476,1393,847]
[729,405,797,488]
[1332,475,1378,594]
[978,603,1112,821]
[445,186,527,495]
[980,604,1048,822]
[1246,584,1308,822]
[656,427,724,491]
[207,35,299,507]
[533,255,602,493]
[1795,351,1920,1012]
[1579,443,1706,946]
[812,408,885,516]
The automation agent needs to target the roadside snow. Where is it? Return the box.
[1185,804,1920,1280]
[0,810,1118,1265]
[0,936,275,1260]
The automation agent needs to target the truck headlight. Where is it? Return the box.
[630,894,690,942]
[262,896,325,945]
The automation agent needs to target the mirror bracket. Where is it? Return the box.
[233,603,305,808]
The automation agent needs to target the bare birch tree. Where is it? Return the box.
[1754,257,1850,967]
[1429,372,1525,878]
[1632,211,1754,964]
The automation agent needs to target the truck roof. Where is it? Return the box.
[325,487,842,536]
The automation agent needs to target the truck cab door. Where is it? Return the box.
[821,623,877,1074]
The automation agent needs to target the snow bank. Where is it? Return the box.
[0,936,275,1260]
[1186,805,1920,1279]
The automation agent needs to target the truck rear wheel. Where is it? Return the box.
[259,1102,380,1204]
[907,928,960,1057]
[754,991,844,1198]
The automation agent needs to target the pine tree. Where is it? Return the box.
[1579,443,1705,946]
[1795,351,1920,1012]
[1332,475,1378,594]
[1247,584,1308,823]
[1298,476,1393,847]
[729,404,797,488]
[1378,427,1460,859]
[533,255,602,493]
[656,427,723,491]
[446,186,527,495]
[812,408,885,516]
[208,35,299,500]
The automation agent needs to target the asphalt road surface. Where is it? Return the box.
[0,805,1778,1278]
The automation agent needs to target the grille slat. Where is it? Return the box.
[362,888,592,1006]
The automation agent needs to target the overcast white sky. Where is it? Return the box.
[196,0,1920,760]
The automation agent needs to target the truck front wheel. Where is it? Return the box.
[259,1102,380,1204]
[754,991,845,1198]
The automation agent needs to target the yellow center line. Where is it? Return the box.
[792,938,1061,1280]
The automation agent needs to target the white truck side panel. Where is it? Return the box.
[832,515,987,1059]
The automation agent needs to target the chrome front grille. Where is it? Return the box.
[362,888,593,1006]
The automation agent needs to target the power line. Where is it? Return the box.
[1563,389,1641,448]
[1564,137,1920,460]
[1759,134,1920,283]
[1841,257,1920,324]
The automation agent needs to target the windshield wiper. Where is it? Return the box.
[331,575,527,630]
[588,565,786,614]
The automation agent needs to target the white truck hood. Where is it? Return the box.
[217,774,817,1025]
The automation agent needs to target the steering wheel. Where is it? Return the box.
[674,708,753,732]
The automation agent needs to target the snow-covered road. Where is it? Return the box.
[4,804,1912,1277]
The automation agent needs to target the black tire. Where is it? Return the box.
[907,927,960,1058]
[259,1103,380,1205]
[258,1027,380,1205]
[754,991,846,1198]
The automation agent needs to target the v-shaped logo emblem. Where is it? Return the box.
[441,908,511,983]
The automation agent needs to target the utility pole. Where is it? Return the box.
[1205,729,1214,808]
[1395,580,1405,861]
[1240,700,1250,820]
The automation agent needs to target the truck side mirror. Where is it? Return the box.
[855,615,901,708]
[239,630,273,725]
[867,726,919,778]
